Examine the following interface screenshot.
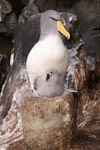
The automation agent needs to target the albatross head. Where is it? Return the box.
[40,10,70,40]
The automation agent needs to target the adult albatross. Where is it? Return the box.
[26,10,70,96]
[0,9,75,122]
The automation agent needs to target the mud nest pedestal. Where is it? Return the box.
[21,91,76,150]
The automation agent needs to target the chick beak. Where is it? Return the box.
[57,20,70,40]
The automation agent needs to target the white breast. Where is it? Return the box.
[26,35,69,90]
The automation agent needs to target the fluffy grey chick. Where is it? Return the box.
[34,70,65,98]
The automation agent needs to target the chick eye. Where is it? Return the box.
[46,74,50,81]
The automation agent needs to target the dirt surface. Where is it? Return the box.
[8,130,100,150]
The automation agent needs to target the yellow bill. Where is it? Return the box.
[11,47,14,54]
[57,20,70,40]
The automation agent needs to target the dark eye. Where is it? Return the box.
[46,74,50,81]
[50,17,58,21]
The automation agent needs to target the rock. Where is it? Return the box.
[0,35,13,57]
[0,0,12,22]
[72,0,100,59]
[35,0,77,12]
[0,54,9,92]
[65,40,88,92]
[95,61,100,83]
[76,130,100,150]
[7,140,26,150]
[18,0,39,23]
[0,0,17,36]
[0,67,27,149]
[21,91,76,150]
[5,12,17,28]
[77,83,100,135]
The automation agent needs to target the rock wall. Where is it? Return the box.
[0,54,9,91]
